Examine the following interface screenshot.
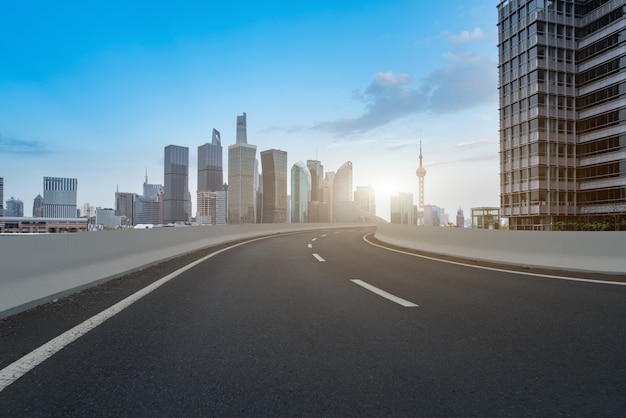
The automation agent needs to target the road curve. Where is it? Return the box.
[1,226,625,416]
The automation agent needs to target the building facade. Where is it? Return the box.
[5,197,24,217]
[471,207,501,229]
[164,145,189,224]
[391,192,415,224]
[261,149,288,223]
[43,177,78,218]
[115,191,136,225]
[228,143,257,224]
[498,0,626,230]
[332,161,354,222]
[33,194,44,217]
[198,129,224,194]
[0,177,3,217]
[291,161,311,223]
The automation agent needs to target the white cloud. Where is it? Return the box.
[449,27,484,43]
[374,72,413,87]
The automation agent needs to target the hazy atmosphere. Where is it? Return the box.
[0,0,500,221]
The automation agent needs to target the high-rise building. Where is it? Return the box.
[228,113,257,224]
[33,194,44,217]
[456,207,465,228]
[307,160,324,202]
[390,192,414,224]
[5,197,24,217]
[115,191,136,225]
[0,177,4,217]
[332,161,356,222]
[355,185,376,215]
[43,177,78,218]
[198,129,224,193]
[236,112,247,144]
[498,0,626,230]
[164,145,189,224]
[291,161,311,223]
[261,149,288,223]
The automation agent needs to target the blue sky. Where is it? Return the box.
[1,0,500,221]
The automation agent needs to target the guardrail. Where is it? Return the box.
[0,224,360,319]
[375,224,626,275]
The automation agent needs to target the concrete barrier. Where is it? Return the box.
[0,224,362,318]
[374,224,626,275]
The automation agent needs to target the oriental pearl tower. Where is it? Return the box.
[415,141,426,208]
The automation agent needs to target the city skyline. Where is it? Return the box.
[0,1,500,221]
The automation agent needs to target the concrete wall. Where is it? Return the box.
[0,224,355,318]
[375,224,626,275]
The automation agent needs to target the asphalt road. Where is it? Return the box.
[1,226,626,416]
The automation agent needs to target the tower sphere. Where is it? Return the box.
[416,167,427,177]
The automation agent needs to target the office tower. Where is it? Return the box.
[307,160,324,202]
[33,194,44,217]
[115,191,136,225]
[43,177,78,218]
[0,177,3,217]
[320,172,335,223]
[164,145,189,223]
[423,204,441,227]
[198,129,224,193]
[291,161,311,223]
[134,173,162,225]
[498,0,626,230]
[5,197,24,217]
[228,142,257,224]
[456,206,465,228]
[261,149,288,223]
[332,161,354,222]
[81,202,94,219]
[236,112,247,144]
[390,192,414,224]
[355,185,376,215]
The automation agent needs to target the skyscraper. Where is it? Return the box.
[307,160,324,202]
[498,0,626,230]
[43,177,78,218]
[332,161,355,222]
[228,113,257,224]
[33,194,44,217]
[261,149,288,223]
[236,112,247,144]
[5,197,24,217]
[0,177,4,217]
[198,129,224,193]
[291,161,311,223]
[355,185,376,215]
[164,145,189,223]
[115,191,136,225]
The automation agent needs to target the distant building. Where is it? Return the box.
[228,114,257,224]
[322,172,335,223]
[261,149,288,223]
[198,129,224,194]
[291,161,311,223]
[5,197,24,217]
[33,194,44,217]
[164,145,189,223]
[95,207,121,229]
[391,192,414,224]
[456,207,465,228]
[307,160,324,202]
[423,205,441,227]
[0,177,4,217]
[0,217,88,233]
[332,161,354,222]
[471,207,500,229]
[355,185,376,216]
[135,172,162,225]
[43,177,78,218]
[115,191,137,226]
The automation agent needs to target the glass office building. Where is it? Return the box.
[498,0,626,230]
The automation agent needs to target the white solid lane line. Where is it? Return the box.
[0,235,275,393]
[351,279,419,308]
[313,253,326,262]
[363,234,626,286]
